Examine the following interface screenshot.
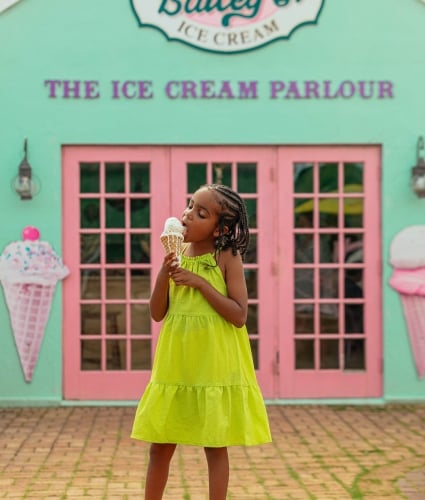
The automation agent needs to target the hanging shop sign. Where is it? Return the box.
[130,0,325,54]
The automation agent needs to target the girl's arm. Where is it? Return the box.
[170,250,248,327]
[149,253,179,321]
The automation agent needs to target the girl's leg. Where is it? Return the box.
[204,447,229,500]
[145,443,177,500]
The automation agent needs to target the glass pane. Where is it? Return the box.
[295,339,314,369]
[131,270,151,300]
[344,235,363,263]
[344,339,365,370]
[105,162,125,193]
[80,163,100,193]
[131,339,151,369]
[81,305,101,335]
[80,200,100,228]
[320,234,335,263]
[344,301,364,333]
[212,163,231,186]
[320,305,339,333]
[320,339,339,369]
[131,304,151,335]
[295,269,314,299]
[319,163,338,193]
[295,306,314,333]
[294,163,314,193]
[106,340,126,370]
[131,234,150,264]
[106,234,125,263]
[80,234,100,264]
[130,199,150,228]
[245,269,257,299]
[344,199,363,228]
[245,199,257,228]
[130,163,150,193]
[80,269,100,299]
[106,199,125,228]
[295,211,314,229]
[81,340,101,370]
[106,269,126,299]
[249,338,259,370]
[187,163,207,193]
[344,163,363,192]
[105,305,125,334]
[295,234,314,264]
[319,200,338,228]
[245,233,257,264]
[320,269,338,298]
[237,163,256,193]
[246,304,258,333]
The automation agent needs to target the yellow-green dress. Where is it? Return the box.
[131,253,271,447]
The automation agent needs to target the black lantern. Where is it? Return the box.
[411,136,425,198]
[13,139,40,200]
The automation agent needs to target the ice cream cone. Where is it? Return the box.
[160,217,184,263]
[1,281,55,382]
[400,294,425,379]
[160,233,184,258]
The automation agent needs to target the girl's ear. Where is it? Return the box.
[214,225,229,237]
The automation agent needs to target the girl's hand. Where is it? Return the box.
[160,252,180,275]
[170,266,203,288]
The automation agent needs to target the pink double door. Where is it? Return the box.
[62,145,381,400]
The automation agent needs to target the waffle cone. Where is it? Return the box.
[1,281,56,382]
[160,233,184,258]
[400,294,425,379]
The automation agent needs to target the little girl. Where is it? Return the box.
[131,184,271,500]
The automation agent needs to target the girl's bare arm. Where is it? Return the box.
[149,254,178,321]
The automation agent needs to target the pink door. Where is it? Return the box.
[62,145,381,400]
[277,146,382,398]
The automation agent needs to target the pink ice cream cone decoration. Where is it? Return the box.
[0,227,69,382]
[389,225,425,379]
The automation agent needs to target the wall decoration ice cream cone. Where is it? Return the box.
[0,227,69,382]
[389,225,425,379]
[160,217,184,263]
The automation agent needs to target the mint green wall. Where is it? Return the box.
[0,0,424,404]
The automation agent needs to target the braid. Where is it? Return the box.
[205,184,250,260]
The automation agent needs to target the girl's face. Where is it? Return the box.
[182,188,221,243]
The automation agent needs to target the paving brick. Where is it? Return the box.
[0,405,424,498]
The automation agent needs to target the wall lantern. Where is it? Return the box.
[411,136,425,198]
[13,139,40,200]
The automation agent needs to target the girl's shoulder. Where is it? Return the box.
[216,248,243,274]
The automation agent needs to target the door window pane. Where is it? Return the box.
[80,163,100,193]
[295,340,314,369]
[130,199,150,228]
[131,340,151,369]
[106,340,126,370]
[320,339,339,369]
[344,339,365,370]
[237,163,257,193]
[130,163,150,193]
[81,340,101,370]
[187,163,207,192]
[212,162,231,185]
[106,199,126,228]
[105,163,125,193]
[106,234,125,263]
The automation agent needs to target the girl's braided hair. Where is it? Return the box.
[204,184,250,260]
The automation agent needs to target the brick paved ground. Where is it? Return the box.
[0,404,424,499]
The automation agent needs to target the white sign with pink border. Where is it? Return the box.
[131,0,325,53]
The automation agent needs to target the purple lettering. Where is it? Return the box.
[304,81,319,99]
[378,81,394,98]
[85,81,100,99]
[44,80,62,98]
[270,81,285,99]
[63,80,81,99]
